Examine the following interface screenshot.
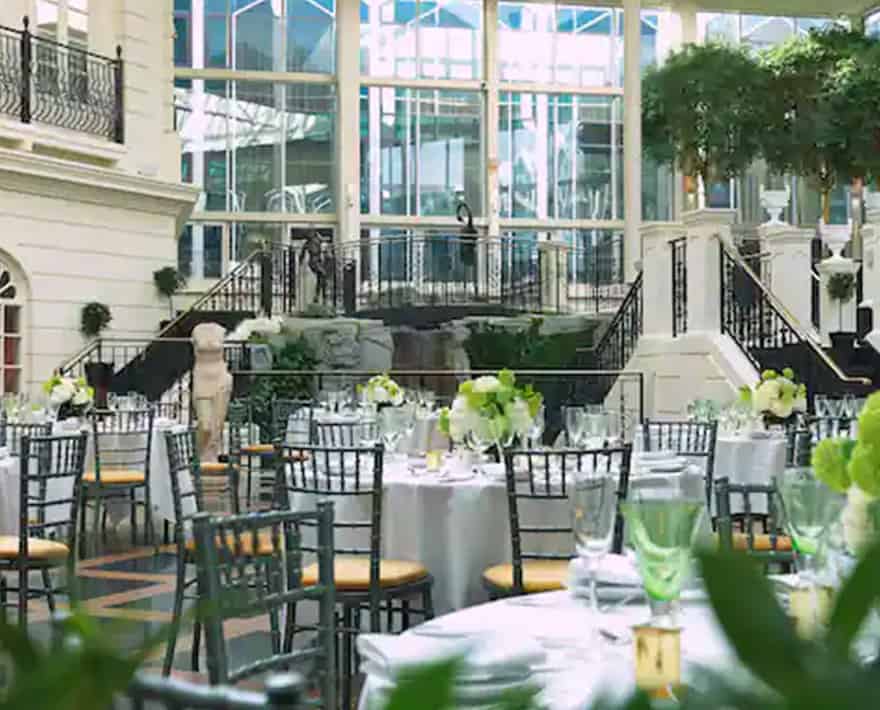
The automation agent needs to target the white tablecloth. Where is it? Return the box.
[0,421,194,536]
[290,457,570,615]
[359,591,734,710]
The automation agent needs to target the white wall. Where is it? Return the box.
[0,149,197,395]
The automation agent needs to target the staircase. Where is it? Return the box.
[57,244,294,402]
[718,241,872,397]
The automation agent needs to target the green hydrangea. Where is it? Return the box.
[857,401,880,447]
[761,370,778,381]
[811,438,852,493]
[849,443,880,498]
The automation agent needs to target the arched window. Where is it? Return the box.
[0,262,22,395]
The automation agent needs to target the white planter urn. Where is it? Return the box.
[819,219,853,260]
[759,186,791,226]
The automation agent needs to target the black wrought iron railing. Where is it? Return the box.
[0,17,123,142]
[592,272,643,372]
[670,237,687,337]
[719,239,870,394]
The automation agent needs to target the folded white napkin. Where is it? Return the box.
[357,631,545,683]
[567,553,641,588]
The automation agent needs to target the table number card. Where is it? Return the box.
[634,624,681,695]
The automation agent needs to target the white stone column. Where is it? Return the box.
[484,0,500,237]
[682,208,736,332]
[336,0,360,244]
[623,0,642,278]
[538,238,570,313]
[758,224,815,333]
[818,257,860,344]
[641,223,682,336]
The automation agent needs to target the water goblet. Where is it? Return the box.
[583,410,610,450]
[380,408,404,458]
[571,469,618,618]
[565,407,586,447]
[527,405,546,449]
[466,425,493,477]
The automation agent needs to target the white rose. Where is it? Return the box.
[769,398,793,420]
[390,389,404,407]
[472,376,501,394]
[508,399,532,437]
[50,381,75,406]
[793,396,807,413]
[752,380,780,414]
[72,388,91,406]
[370,385,389,403]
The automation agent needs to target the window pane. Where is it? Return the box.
[499,93,620,220]
[3,369,19,395]
[204,225,223,278]
[177,80,336,214]
[288,0,335,73]
[174,15,192,67]
[3,306,20,335]
[178,226,193,278]
[360,87,482,216]
[360,0,481,80]
[3,336,19,366]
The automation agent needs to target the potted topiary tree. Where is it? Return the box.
[153,266,187,327]
[642,42,770,211]
[827,272,857,364]
[80,301,113,409]
[759,27,879,223]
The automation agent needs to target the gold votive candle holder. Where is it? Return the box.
[634,624,681,693]
[789,586,834,638]
[426,450,443,472]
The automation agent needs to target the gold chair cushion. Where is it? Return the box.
[185,530,275,557]
[83,469,145,485]
[482,560,569,593]
[200,462,238,474]
[241,444,275,455]
[302,557,429,590]
[0,536,69,561]
[731,532,793,552]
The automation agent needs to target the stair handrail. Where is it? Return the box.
[590,272,643,370]
[718,235,870,387]
[58,245,271,378]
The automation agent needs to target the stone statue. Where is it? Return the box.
[192,322,232,463]
[299,230,333,303]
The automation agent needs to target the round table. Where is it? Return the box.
[358,591,734,710]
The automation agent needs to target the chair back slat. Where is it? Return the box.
[643,419,718,508]
[272,399,315,445]
[314,419,377,449]
[503,446,631,595]
[192,505,336,707]
[5,422,52,457]
[90,408,155,484]
[164,428,209,526]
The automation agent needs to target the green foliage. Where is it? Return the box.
[463,319,595,371]
[813,392,880,498]
[759,27,880,200]
[642,42,770,185]
[0,611,167,710]
[826,273,856,303]
[152,266,186,299]
[80,302,112,338]
[248,336,318,436]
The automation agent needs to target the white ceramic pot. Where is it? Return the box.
[759,186,791,226]
[819,220,853,260]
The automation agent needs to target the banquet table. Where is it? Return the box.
[358,591,734,710]
[290,456,570,615]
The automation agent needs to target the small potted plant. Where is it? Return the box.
[827,272,857,364]
[153,266,187,327]
[739,368,807,431]
[80,302,113,408]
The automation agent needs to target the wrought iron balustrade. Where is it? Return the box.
[670,237,687,337]
[592,272,643,372]
[0,17,123,142]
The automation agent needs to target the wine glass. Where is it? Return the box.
[527,405,546,449]
[571,469,618,621]
[565,407,586,447]
[583,408,609,449]
[380,408,404,458]
[466,422,493,477]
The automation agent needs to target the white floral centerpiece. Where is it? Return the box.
[739,368,807,428]
[360,374,405,408]
[226,315,284,342]
[438,369,542,447]
[43,374,94,421]
[813,392,880,555]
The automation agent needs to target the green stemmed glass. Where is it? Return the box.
[777,469,845,585]
[621,498,703,628]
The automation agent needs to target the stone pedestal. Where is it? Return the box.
[759,224,815,332]
[817,257,860,345]
[682,208,737,332]
[538,238,570,313]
